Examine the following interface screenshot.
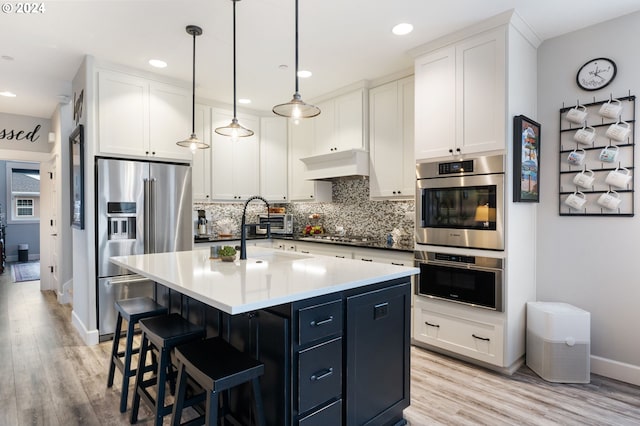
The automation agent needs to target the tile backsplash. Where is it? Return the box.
[194,177,415,245]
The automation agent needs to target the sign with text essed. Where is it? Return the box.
[513,115,541,202]
[0,113,52,153]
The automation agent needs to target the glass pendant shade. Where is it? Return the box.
[215,0,253,139]
[177,25,209,150]
[272,0,320,119]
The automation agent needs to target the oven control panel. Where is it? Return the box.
[438,160,474,175]
[434,253,475,264]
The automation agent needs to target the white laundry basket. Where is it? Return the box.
[526,302,590,383]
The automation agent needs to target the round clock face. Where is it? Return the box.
[576,58,617,91]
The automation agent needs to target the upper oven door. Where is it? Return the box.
[416,172,505,250]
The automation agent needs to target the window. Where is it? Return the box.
[16,198,34,217]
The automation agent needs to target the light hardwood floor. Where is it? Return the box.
[2,268,640,425]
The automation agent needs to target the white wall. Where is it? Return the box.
[537,11,640,384]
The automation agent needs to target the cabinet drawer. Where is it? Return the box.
[299,300,343,346]
[298,398,342,426]
[413,300,504,366]
[298,338,342,414]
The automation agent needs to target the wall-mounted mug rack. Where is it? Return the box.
[558,93,635,216]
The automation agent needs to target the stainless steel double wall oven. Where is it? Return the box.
[415,154,505,311]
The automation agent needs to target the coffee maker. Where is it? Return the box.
[197,210,208,235]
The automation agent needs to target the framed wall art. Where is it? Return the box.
[69,124,84,229]
[513,115,541,202]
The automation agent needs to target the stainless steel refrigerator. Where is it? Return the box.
[96,158,192,339]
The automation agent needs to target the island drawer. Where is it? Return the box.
[298,398,342,426]
[298,299,343,345]
[298,337,342,414]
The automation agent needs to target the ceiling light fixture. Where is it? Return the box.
[297,70,312,78]
[272,0,320,120]
[392,23,413,36]
[0,91,16,97]
[177,25,209,151]
[148,59,167,68]
[238,98,251,104]
[215,0,254,140]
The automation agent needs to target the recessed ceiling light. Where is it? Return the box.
[238,98,251,104]
[149,59,168,68]
[0,91,16,97]
[392,23,413,36]
[1,55,14,61]
[297,70,312,78]
[278,64,288,70]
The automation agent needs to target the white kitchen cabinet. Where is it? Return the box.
[260,117,288,202]
[272,240,296,251]
[97,69,191,161]
[288,120,332,202]
[192,104,212,200]
[414,27,506,161]
[369,76,415,199]
[294,241,353,259]
[413,297,505,367]
[211,108,260,201]
[313,88,367,155]
[351,247,413,266]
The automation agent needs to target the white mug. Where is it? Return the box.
[566,105,588,124]
[597,190,622,210]
[565,191,587,210]
[605,167,632,188]
[605,121,631,142]
[599,145,619,163]
[567,148,586,166]
[573,126,596,145]
[599,98,623,119]
[572,169,595,189]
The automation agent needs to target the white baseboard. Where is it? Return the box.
[71,310,99,346]
[57,279,73,305]
[591,355,640,386]
[7,254,40,262]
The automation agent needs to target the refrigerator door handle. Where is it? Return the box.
[144,178,151,254]
[149,178,157,252]
[105,274,152,286]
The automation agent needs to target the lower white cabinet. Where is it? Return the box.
[413,297,504,367]
[294,241,353,259]
[352,247,413,266]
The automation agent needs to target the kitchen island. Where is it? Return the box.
[111,246,418,426]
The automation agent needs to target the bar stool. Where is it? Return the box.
[171,337,266,426]
[107,297,168,413]
[130,313,206,426]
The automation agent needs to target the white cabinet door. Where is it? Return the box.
[97,70,149,157]
[260,117,288,202]
[369,76,414,199]
[414,46,456,161]
[149,82,192,161]
[456,27,506,155]
[312,88,366,155]
[211,109,260,201]
[288,120,332,202]
[192,104,212,200]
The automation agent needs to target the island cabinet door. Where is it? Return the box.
[345,280,411,426]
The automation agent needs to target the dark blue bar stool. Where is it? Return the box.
[171,337,266,426]
[107,297,168,413]
[130,313,206,426]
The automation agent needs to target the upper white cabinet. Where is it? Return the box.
[313,88,368,154]
[369,76,415,199]
[288,119,332,202]
[260,117,288,202]
[97,69,191,161]
[192,104,212,201]
[211,108,260,201]
[414,27,506,161]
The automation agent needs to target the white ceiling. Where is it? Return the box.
[2,0,640,119]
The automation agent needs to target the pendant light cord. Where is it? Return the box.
[233,0,237,118]
[191,29,196,134]
[294,0,299,94]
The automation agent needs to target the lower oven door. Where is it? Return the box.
[415,252,503,311]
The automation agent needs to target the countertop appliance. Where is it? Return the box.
[96,158,192,339]
[414,251,504,311]
[416,154,505,250]
[256,213,293,235]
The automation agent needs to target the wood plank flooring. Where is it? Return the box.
[2,269,640,425]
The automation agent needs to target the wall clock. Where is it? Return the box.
[576,58,617,91]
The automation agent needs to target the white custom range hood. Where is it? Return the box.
[300,149,369,180]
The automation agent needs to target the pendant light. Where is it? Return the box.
[177,25,209,151]
[215,0,254,139]
[272,0,320,119]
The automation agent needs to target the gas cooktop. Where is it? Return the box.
[299,234,377,246]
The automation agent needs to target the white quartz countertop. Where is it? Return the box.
[111,247,419,315]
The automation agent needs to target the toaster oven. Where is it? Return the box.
[257,213,294,235]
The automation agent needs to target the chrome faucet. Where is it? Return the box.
[240,195,270,260]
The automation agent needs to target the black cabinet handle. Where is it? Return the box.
[361,258,373,262]
[310,367,333,381]
[472,334,490,342]
[425,321,440,328]
[391,262,404,266]
[310,316,333,327]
